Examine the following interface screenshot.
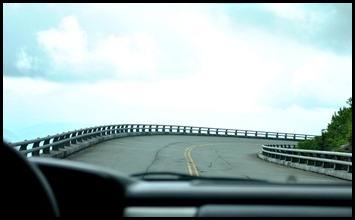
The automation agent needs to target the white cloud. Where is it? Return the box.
[290,52,352,105]
[264,3,323,26]
[37,16,88,68]
[37,16,161,79]
[95,32,161,77]
[265,3,307,21]
[3,76,338,135]
[4,4,352,138]
[3,77,60,96]
[16,48,35,71]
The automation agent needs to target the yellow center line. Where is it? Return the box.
[184,144,212,176]
[188,146,199,176]
[184,143,236,177]
[184,146,199,176]
[184,147,194,175]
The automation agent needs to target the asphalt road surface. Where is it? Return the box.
[66,135,351,184]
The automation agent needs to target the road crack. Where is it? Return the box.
[142,142,187,178]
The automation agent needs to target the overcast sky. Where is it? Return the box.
[3,3,352,141]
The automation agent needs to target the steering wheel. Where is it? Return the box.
[2,141,60,217]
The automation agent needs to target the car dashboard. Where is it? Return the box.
[3,144,352,217]
[31,158,353,217]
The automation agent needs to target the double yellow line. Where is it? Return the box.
[184,143,234,176]
[184,143,217,176]
[184,145,200,176]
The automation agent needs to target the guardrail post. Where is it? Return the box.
[83,129,88,140]
[89,127,94,138]
[52,136,59,151]
[77,130,83,141]
[307,157,315,166]
[89,128,95,138]
[323,162,333,169]
[299,152,307,164]
[291,152,299,162]
[32,139,41,157]
[333,156,344,170]
[106,126,110,135]
[64,133,71,146]
[71,131,77,144]
[88,127,92,137]
[43,136,51,154]
[95,128,100,137]
[58,133,65,149]
[106,126,111,135]
[95,127,100,137]
[103,126,108,136]
[86,128,91,139]
[315,154,323,166]
[20,142,28,153]
[91,127,99,138]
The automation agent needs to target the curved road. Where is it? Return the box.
[66,135,351,184]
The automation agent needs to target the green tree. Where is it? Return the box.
[297,97,352,151]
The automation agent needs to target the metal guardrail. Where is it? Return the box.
[261,144,352,174]
[6,124,315,157]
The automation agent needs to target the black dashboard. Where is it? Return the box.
[3,143,352,217]
[26,158,354,217]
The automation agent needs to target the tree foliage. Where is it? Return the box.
[297,97,352,152]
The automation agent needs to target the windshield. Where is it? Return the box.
[3,3,352,185]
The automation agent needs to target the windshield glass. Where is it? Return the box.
[3,3,352,185]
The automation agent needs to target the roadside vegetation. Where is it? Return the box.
[297,97,352,152]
